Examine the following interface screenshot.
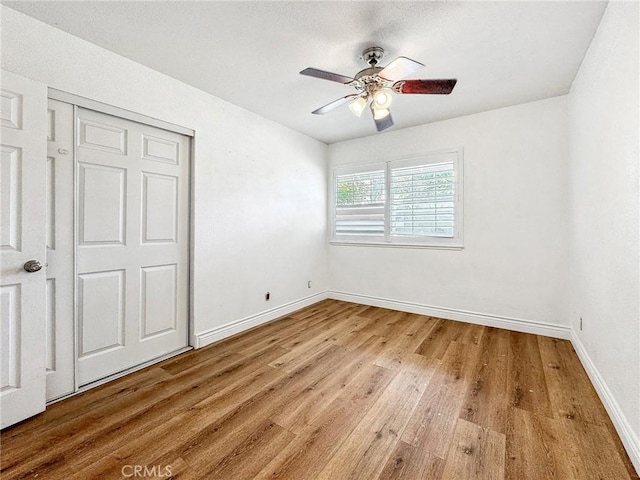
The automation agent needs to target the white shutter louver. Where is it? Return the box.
[390,161,455,238]
[335,169,385,237]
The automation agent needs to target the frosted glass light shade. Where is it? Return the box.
[373,88,393,109]
[349,96,367,117]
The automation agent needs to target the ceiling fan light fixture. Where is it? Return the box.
[373,88,393,110]
[371,103,390,120]
[348,96,368,117]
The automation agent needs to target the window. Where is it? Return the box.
[331,149,463,248]
[335,166,385,237]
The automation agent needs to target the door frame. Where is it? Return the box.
[48,89,194,137]
[46,88,195,402]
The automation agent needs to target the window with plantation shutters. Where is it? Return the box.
[335,167,385,238]
[390,160,455,238]
[332,149,463,248]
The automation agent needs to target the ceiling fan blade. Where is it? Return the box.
[312,94,358,115]
[374,111,394,132]
[394,79,457,94]
[378,56,425,81]
[300,67,354,84]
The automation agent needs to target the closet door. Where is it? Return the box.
[0,70,47,428]
[45,99,75,400]
[75,108,189,386]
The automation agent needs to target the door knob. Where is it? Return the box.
[23,260,43,273]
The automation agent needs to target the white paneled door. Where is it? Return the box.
[1,71,47,428]
[75,108,189,386]
[45,99,75,400]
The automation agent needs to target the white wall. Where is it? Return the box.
[568,0,640,469]
[0,6,329,342]
[328,96,570,332]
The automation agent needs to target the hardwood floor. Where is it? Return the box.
[1,299,637,479]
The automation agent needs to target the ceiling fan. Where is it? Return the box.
[300,47,457,132]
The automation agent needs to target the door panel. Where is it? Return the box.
[77,163,126,246]
[78,269,125,357]
[142,172,178,243]
[142,134,179,164]
[76,108,189,386]
[140,264,177,339]
[0,146,21,252]
[46,278,55,372]
[1,284,20,391]
[0,70,47,428]
[45,99,75,401]
[78,118,127,155]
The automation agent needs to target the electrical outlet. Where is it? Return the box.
[265,292,270,301]
[307,280,311,289]
[580,316,583,331]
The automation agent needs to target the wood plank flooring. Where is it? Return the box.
[1,299,637,480]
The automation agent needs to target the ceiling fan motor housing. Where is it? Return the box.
[353,66,393,97]
[362,46,385,66]
[354,48,394,95]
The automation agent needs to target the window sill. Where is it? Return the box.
[330,241,464,251]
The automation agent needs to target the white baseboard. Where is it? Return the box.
[328,290,572,339]
[570,331,640,475]
[195,291,329,348]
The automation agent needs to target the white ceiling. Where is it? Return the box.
[5,1,607,144]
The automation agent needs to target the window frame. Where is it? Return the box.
[330,148,464,250]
